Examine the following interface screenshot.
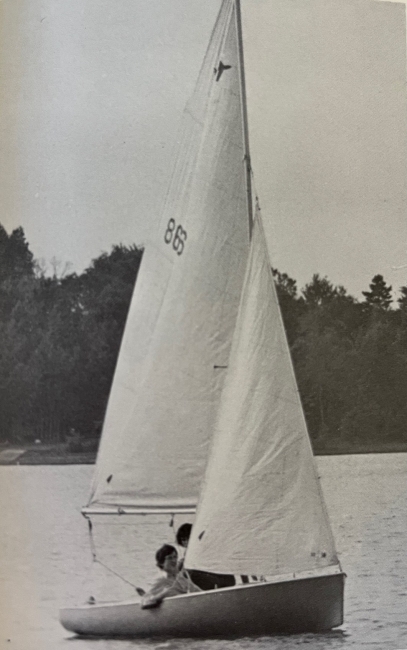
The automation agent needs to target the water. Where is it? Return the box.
[0,454,406,650]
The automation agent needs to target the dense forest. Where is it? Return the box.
[0,224,406,452]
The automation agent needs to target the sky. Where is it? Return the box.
[0,0,406,299]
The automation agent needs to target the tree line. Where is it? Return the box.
[0,223,406,450]
[273,268,406,449]
[0,225,142,446]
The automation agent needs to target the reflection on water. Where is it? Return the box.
[0,454,406,650]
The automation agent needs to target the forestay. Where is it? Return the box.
[88,0,251,513]
[185,209,339,577]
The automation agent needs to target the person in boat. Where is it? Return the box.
[176,523,192,549]
[175,524,235,590]
[140,544,201,609]
[175,522,192,570]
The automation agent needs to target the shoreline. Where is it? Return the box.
[0,441,406,465]
[312,442,407,456]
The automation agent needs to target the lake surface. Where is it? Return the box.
[0,454,406,650]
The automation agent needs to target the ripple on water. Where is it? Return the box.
[0,454,406,650]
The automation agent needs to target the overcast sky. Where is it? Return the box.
[0,0,406,298]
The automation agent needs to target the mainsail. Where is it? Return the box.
[185,207,339,577]
[87,0,251,513]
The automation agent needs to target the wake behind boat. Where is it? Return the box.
[60,0,345,637]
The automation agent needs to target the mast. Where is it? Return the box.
[235,0,254,237]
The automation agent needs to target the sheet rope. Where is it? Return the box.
[85,516,139,590]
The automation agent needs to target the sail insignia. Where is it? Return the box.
[214,60,232,81]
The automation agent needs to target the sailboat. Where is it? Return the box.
[60,0,344,638]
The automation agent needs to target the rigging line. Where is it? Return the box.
[93,558,138,590]
[85,516,138,590]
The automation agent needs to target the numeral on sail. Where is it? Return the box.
[164,218,176,243]
[164,219,187,255]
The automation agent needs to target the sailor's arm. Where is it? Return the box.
[140,584,172,609]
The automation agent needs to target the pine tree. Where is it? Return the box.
[362,274,392,310]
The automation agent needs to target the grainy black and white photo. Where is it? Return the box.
[0,1,406,648]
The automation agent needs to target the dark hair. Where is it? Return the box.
[155,544,177,569]
[176,523,192,547]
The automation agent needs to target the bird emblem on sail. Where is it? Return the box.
[214,60,232,81]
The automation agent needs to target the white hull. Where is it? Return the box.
[60,572,344,638]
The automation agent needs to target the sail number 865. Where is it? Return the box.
[164,219,187,255]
